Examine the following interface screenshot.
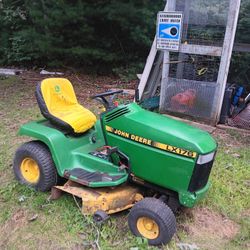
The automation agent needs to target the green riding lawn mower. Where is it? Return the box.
[13,78,217,245]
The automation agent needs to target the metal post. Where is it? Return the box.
[159,0,176,112]
[176,0,191,79]
[215,0,241,123]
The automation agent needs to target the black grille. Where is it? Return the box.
[188,160,214,192]
[105,107,130,122]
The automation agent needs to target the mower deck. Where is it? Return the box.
[50,180,143,215]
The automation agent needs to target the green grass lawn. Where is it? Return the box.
[0,76,249,250]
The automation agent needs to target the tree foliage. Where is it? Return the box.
[0,0,164,73]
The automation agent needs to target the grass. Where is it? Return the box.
[0,76,249,250]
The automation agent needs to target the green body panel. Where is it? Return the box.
[19,120,128,187]
[104,103,216,154]
[19,102,217,207]
[178,182,211,207]
[102,103,217,206]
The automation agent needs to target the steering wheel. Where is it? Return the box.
[91,90,123,110]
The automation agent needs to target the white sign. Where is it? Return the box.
[156,11,183,51]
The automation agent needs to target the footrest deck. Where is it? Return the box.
[64,168,126,187]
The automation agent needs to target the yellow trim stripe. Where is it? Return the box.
[105,125,197,158]
[105,125,114,133]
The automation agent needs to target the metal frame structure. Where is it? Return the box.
[138,0,241,125]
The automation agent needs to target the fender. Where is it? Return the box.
[18,120,104,176]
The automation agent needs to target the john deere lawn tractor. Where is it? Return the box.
[13,78,217,245]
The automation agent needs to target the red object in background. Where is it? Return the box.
[113,101,119,107]
[171,89,197,113]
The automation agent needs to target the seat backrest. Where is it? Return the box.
[36,78,97,134]
[36,78,80,132]
[37,78,78,114]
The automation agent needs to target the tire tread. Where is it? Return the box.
[13,141,57,191]
[128,197,176,245]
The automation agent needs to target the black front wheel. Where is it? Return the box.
[128,198,176,245]
[13,141,58,191]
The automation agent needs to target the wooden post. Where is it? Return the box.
[137,2,169,100]
[159,0,176,112]
[143,52,163,99]
[137,36,158,100]
[215,0,241,123]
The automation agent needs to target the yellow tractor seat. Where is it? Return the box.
[36,78,97,134]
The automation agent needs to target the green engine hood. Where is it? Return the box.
[104,103,217,155]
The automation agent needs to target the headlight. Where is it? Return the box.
[197,152,215,165]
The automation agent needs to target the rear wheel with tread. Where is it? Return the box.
[13,141,58,191]
[128,197,176,245]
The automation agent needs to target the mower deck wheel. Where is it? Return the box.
[13,141,57,191]
[128,197,176,245]
[93,210,110,224]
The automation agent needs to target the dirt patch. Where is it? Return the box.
[180,207,240,249]
[188,207,239,239]
[0,209,27,248]
[213,128,250,147]
[0,208,80,250]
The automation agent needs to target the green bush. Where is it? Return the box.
[0,0,164,73]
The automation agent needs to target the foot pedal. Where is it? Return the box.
[89,146,110,160]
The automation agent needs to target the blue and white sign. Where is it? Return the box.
[156,12,183,51]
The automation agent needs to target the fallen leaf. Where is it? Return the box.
[232,153,241,158]
[28,214,38,222]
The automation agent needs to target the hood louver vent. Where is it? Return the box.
[105,107,130,122]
